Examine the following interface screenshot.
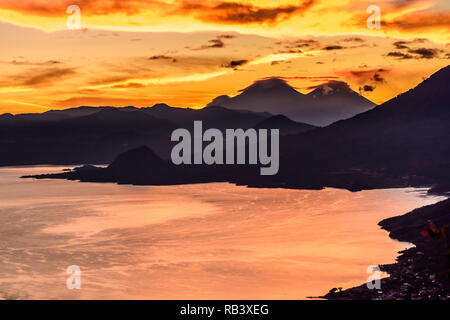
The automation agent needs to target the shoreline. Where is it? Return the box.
[323,197,450,300]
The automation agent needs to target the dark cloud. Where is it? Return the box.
[149,55,177,62]
[382,12,450,31]
[10,59,61,66]
[271,60,293,66]
[335,68,390,83]
[295,39,320,47]
[222,59,249,68]
[336,67,386,95]
[188,37,226,50]
[322,45,345,50]
[112,82,146,89]
[387,47,440,59]
[350,9,449,34]
[275,39,320,54]
[386,51,414,59]
[260,76,338,83]
[392,38,429,50]
[180,0,315,24]
[360,85,375,92]
[216,34,236,39]
[207,39,225,48]
[277,49,303,54]
[213,2,297,23]
[306,80,351,90]
[388,0,424,9]
[407,48,440,59]
[0,0,315,26]
[372,73,385,83]
[6,67,76,87]
[0,0,151,16]
[149,55,172,60]
[279,39,320,48]
[342,37,365,42]
[393,41,410,50]
[358,84,377,95]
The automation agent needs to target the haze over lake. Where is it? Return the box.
[0,166,445,299]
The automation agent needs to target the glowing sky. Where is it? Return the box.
[0,0,449,114]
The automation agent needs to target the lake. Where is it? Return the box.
[0,166,445,299]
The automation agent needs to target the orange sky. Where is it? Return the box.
[0,0,449,114]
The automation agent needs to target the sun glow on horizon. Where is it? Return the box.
[0,0,448,114]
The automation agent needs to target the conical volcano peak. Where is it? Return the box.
[240,77,299,94]
[151,103,172,109]
[308,80,354,96]
[207,95,231,107]
[205,76,375,126]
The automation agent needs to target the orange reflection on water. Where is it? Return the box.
[0,166,445,299]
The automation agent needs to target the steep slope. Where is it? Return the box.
[207,78,309,119]
[278,65,450,190]
[305,81,375,126]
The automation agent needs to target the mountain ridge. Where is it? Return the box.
[206,77,376,126]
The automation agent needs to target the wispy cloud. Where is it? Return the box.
[189,38,226,50]
[0,67,76,88]
[221,59,249,68]
[335,68,390,84]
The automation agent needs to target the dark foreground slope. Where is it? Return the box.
[272,65,450,192]
[324,198,450,300]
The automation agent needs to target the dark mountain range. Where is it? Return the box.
[0,108,177,166]
[10,106,138,121]
[141,104,270,130]
[272,65,450,191]
[0,104,278,166]
[206,78,375,126]
[255,114,316,135]
[26,65,450,194]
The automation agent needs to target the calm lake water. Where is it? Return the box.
[0,166,445,299]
